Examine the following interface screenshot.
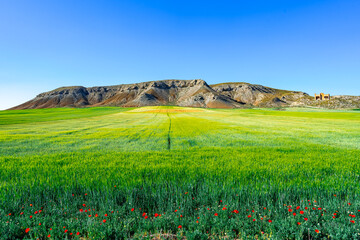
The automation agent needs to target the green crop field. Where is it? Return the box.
[1,106,360,239]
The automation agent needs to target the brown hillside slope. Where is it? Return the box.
[9,79,360,110]
[10,79,244,110]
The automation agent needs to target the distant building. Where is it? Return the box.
[315,93,330,100]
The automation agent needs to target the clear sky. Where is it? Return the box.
[0,0,359,110]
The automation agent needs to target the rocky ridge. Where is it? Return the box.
[9,79,360,109]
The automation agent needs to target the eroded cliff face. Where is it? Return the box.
[210,82,310,107]
[10,79,244,110]
[10,79,359,110]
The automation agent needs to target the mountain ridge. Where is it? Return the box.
[9,79,360,110]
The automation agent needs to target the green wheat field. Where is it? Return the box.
[1,106,360,239]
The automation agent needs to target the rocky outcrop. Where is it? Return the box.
[10,79,244,110]
[9,80,359,110]
[210,82,309,107]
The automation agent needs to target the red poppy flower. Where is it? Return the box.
[222,207,227,210]
[30,216,33,218]
[175,210,178,212]
[39,223,41,226]
[20,212,24,215]
[332,216,335,219]
[178,225,182,228]
[105,214,108,217]
[305,207,308,210]
[65,230,68,233]
[304,218,308,221]
[297,222,301,225]
[25,228,30,233]
[95,214,98,217]
[76,232,80,235]
[247,214,251,218]
[144,216,148,219]
[293,213,296,216]
[288,209,293,212]
[34,211,38,214]
[154,213,159,217]
[214,213,218,216]
[142,212,146,217]
[79,209,83,212]
[348,203,351,205]
[268,220,272,223]
[103,219,106,223]
[180,215,183,217]
[296,206,300,210]
[315,229,319,233]
[88,215,91,217]
[351,220,355,223]
[83,204,86,207]
[300,211,304,214]
[233,210,239,214]
[196,220,199,223]
[47,234,51,238]
[253,219,256,221]
[318,208,322,210]
[131,208,134,212]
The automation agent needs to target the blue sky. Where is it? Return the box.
[0,0,359,109]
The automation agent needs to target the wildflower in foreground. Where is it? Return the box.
[178,225,182,229]
[315,229,319,233]
[25,228,30,233]
[214,213,218,216]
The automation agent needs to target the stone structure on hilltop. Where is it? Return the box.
[315,93,330,100]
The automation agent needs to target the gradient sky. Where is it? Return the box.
[0,0,359,110]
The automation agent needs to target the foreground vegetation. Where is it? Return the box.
[1,106,360,239]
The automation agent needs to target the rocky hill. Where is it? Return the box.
[9,79,360,109]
